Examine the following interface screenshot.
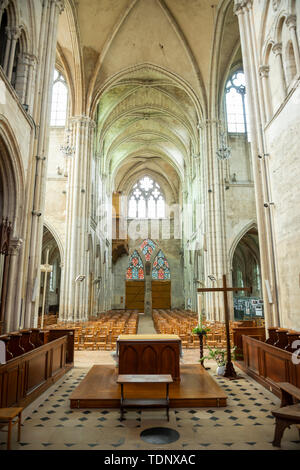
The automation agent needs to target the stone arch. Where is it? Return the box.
[229,221,258,270]
[230,223,262,303]
[43,220,64,262]
[40,224,63,318]
[0,116,25,236]
[284,39,297,84]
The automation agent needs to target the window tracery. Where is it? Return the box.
[126,250,145,280]
[225,71,248,134]
[128,176,165,219]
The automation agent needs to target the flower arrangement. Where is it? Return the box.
[200,346,237,366]
[192,325,210,335]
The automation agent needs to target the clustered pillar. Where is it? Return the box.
[61,116,96,322]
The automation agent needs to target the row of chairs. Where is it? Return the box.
[37,313,58,328]
[153,309,233,349]
[51,310,140,351]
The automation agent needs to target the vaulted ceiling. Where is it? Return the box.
[56,0,241,191]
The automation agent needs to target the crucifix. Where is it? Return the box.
[197,274,251,379]
[40,249,53,329]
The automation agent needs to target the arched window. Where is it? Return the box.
[50,69,68,126]
[225,70,248,134]
[285,41,297,85]
[152,249,170,280]
[128,176,165,219]
[11,39,20,89]
[140,239,156,261]
[0,10,8,68]
[126,250,144,280]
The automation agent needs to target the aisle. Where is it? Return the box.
[137,313,157,334]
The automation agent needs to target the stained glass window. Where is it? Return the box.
[140,239,156,261]
[152,250,170,280]
[128,176,165,218]
[126,250,145,280]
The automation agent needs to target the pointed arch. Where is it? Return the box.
[0,116,25,235]
[152,249,170,280]
[43,220,64,262]
[140,239,156,261]
[126,249,145,280]
[228,221,258,269]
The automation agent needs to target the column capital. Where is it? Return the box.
[69,115,96,129]
[197,119,221,130]
[17,53,31,67]
[286,15,297,31]
[233,0,252,15]
[272,42,282,56]
[23,53,38,67]
[259,65,270,78]
[5,25,22,41]
[9,238,23,256]
[50,0,65,14]
[272,0,281,11]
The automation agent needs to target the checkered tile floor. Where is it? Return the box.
[1,361,300,450]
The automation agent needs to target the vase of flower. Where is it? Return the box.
[192,325,210,368]
[200,346,237,376]
[216,365,226,376]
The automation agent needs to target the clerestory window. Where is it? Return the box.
[50,69,68,126]
[225,71,248,134]
[128,176,165,219]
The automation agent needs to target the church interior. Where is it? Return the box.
[0,0,300,452]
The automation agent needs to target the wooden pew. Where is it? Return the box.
[242,336,300,397]
[272,382,300,447]
[19,330,35,353]
[0,329,74,409]
[232,325,266,359]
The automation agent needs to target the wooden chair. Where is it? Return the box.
[0,407,23,450]
[95,334,107,350]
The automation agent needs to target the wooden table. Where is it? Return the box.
[117,374,173,421]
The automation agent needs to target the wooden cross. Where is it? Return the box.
[197,274,251,379]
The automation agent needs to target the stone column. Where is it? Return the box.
[61,116,96,322]
[144,261,152,316]
[6,26,22,82]
[234,0,280,329]
[286,15,300,76]
[22,0,65,328]
[2,26,12,74]
[272,42,287,101]
[199,119,228,322]
[4,238,23,332]
[24,54,37,113]
[259,65,272,123]
[14,53,30,103]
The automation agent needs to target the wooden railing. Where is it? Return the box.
[0,330,74,408]
[241,335,300,397]
[232,326,266,359]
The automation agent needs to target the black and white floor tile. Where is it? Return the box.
[1,364,299,450]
